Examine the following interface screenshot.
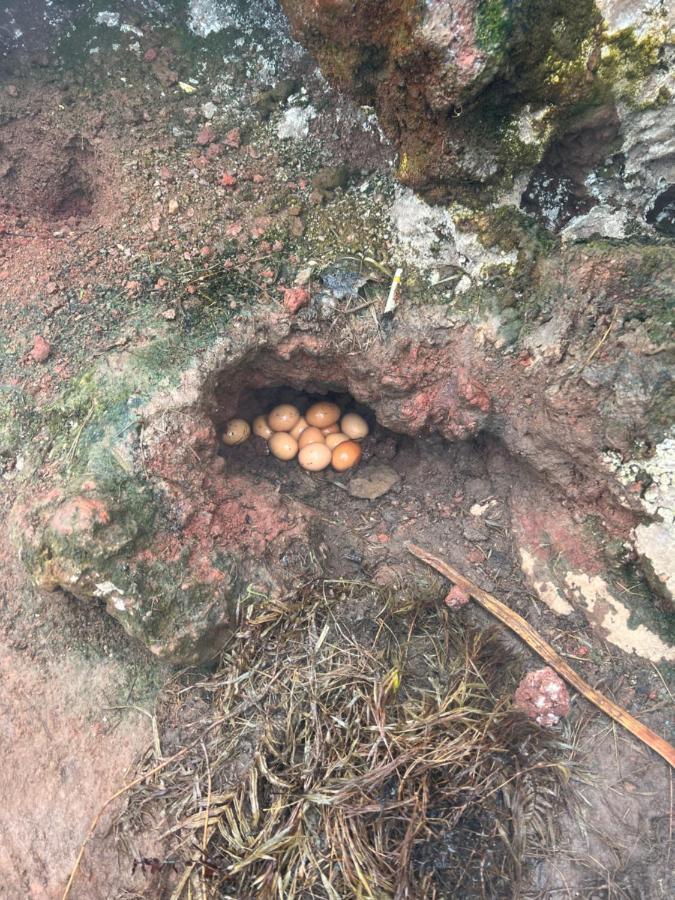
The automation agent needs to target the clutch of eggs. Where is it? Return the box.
[222,404,369,471]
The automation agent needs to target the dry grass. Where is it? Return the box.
[116,582,576,899]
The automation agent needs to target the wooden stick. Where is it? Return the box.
[406,542,675,769]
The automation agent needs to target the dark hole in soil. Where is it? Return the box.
[212,383,515,591]
[646,183,675,235]
[0,130,98,222]
[520,104,621,231]
[47,158,94,219]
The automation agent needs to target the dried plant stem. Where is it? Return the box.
[406,542,675,769]
[62,676,281,899]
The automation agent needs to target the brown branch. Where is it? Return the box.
[406,542,675,769]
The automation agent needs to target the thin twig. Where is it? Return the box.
[406,542,675,769]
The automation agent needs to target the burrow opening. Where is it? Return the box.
[0,131,99,223]
[202,355,519,592]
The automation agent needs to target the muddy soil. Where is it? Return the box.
[0,2,672,898]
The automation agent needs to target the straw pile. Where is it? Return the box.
[117,582,574,898]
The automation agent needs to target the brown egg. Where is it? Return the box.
[325,432,350,450]
[341,413,369,440]
[306,401,340,428]
[321,423,340,435]
[298,442,332,471]
[268,432,298,460]
[252,415,273,440]
[298,426,325,449]
[222,418,251,446]
[268,404,301,432]
[289,416,309,440]
[332,440,362,471]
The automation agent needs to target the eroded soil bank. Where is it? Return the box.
[0,1,673,897]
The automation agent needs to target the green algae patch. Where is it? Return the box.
[598,28,665,107]
[475,0,511,53]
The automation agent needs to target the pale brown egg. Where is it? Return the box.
[298,442,332,471]
[341,413,369,440]
[268,404,301,432]
[222,418,251,446]
[325,432,350,450]
[331,440,362,471]
[269,432,298,460]
[252,414,273,440]
[321,423,340,435]
[289,416,309,440]
[306,401,340,428]
[298,426,325,449]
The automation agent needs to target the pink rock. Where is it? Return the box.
[514,667,570,727]
[29,335,51,363]
[282,287,310,314]
[224,128,241,149]
[443,585,470,609]
[205,142,222,158]
[196,125,216,146]
[220,171,237,187]
[143,47,158,62]
[49,497,110,537]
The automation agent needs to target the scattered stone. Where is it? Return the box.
[196,124,216,146]
[282,287,310,314]
[224,127,241,148]
[294,267,313,286]
[45,282,58,295]
[220,172,237,187]
[276,106,316,140]
[443,585,470,610]
[201,101,217,120]
[162,308,177,320]
[159,165,173,181]
[348,464,400,500]
[143,47,158,62]
[312,165,349,193]
[514,667,570,727]
[29,335,51,363]
[167,198,179,215]
[206,142,222,158]
[6,85,17,97]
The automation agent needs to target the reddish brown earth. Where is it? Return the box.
[0,3,672,898]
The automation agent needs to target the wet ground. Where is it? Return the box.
[0,2,672,898]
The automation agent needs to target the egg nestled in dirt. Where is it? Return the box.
[298,442,332,471]
[332,439,362,471]
[252,415,273,440]
[222,418,251,446]
[289,416,309,440]
[325,432,350,450]
[341,413,369,440]
[298,426,325,449]
[268,404,301,432]
[306,401,340,428]
[269,432,298,460]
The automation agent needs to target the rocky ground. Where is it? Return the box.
[0,2,673,898]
